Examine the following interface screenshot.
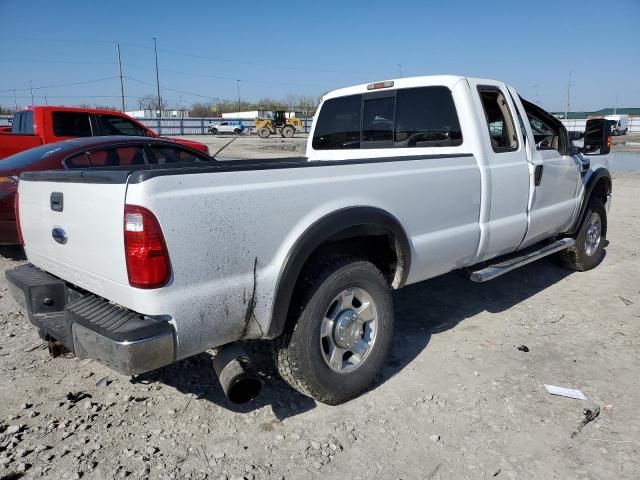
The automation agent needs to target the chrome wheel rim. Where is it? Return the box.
[585,212,602,256]
[320,287,378,373]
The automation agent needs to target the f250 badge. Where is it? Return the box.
[51,227,67,245]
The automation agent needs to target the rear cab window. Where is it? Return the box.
[11,111,34,134]
[52,112,92,137]
[312,86,463,151]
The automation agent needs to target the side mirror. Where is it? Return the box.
[583,119,612,155]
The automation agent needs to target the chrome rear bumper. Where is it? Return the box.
[6,264,175,375]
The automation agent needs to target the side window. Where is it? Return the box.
[147,145,209,164]
[394,87,462,147]
[312,94,362,150]
[527,115,560,151]
[478,89,518,152]
[99,115,147,136]
[362,96,394,144]
[65,146,146,168]
[52,112,92,137]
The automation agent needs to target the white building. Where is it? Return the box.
[221,111,300,119]
[126,109,189,119]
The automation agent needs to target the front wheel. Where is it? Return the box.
[558,198,607,271]
[275,257,393,405]
[257,127,271,138]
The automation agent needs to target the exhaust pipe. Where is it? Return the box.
[213,343,262,404]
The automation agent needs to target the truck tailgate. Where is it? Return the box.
[18,171,130,290]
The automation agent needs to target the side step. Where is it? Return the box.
[469,238,574,283]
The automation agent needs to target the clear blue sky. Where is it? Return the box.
[1,0,638,112]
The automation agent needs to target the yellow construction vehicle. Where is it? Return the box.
[254,110,302,138]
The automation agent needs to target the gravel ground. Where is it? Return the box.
[0,170,638,480]
[174,134,308,160]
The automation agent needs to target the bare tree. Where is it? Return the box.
[137,94,167,111]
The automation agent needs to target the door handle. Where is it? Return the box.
[534,165,543,186]
[50,192,63,212]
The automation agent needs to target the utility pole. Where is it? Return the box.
[236,80,241,119]
[44,94,48,106]
[13,89,18,111]
[398,64,403,78]
[564,72,572,120]
[532,84,541,104]
[152,37,162,135]
[614,93,618,115]
[30,80,34,105]
[116,42,126,112]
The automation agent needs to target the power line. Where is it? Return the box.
[124,76,219,100]
[0,76,118,93]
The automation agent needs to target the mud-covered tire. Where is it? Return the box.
[558,198,607,271]
[257,127,271,138]
[281,125,295,138]
[274,256,393,405]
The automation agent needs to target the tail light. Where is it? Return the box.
[14,190,23,246]
[124,205,170,289]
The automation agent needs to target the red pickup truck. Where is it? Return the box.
[0,106,208,159]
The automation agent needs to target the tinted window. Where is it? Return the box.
[99,115,147,136]
[362,96,394,143]
[312,94,361,150]
[65,146,146,168]
[478,89,518,151]
[53,112,92,137]
[147,145,210,164]
[394,87,462,147]
[11,111,34,134]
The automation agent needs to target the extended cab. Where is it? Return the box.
[0,106,209,159]
[7,76,612,405]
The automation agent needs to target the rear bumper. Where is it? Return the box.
[6,264,175,375]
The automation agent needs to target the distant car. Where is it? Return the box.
[208,120,244,135]
[0,136,214,245]
[0,106,210,160]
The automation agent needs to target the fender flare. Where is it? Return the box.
[566,167,612,236]
[266,206,412,338]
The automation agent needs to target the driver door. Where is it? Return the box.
[512,94,581,248]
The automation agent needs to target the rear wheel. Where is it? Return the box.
[257,127,271,138]
[558,198,607,271]
[233,128,240,135]
[275,256,393,405]
[208,128,218,135]
[281,125,295,138]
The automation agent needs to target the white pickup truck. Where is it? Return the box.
[7,75,613,405]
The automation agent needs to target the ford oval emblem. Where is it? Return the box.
[52,227,67,245]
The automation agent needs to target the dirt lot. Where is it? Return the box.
[0,168,639,478]
[176,134,308,160]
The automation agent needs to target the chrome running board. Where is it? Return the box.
[469,238,575,283]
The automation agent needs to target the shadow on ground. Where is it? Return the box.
[138,256,575,419]
[0,246,26,261]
